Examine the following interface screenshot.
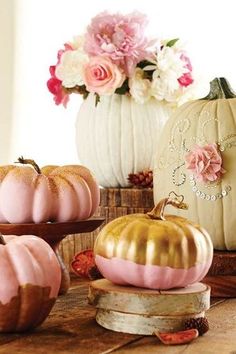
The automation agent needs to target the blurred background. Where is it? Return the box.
[1,0,236,165]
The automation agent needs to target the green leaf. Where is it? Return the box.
[166,38,179,47]
[137,60,153,69]
[83,91,89,100]
[115,79,129,95]
[95,93,100,107]
[143,70,153,81]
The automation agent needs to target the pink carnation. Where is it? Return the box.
[47,44,72,107]
[47,66,69,107]
[84,11,151,76]
[178,54,193,87]
[185,143,226,183]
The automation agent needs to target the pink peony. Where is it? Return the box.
[185,143,226,183]
[47,66,69,107]
[178,54,193,87]
[83,56,125,95]
[84,11,151,76]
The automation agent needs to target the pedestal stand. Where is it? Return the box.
[0,218,104,295]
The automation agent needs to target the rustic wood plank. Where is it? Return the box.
[99,188,154,208]
[0,279,234,354]
[119,188,154,208]
[113,299,236,354]
[210,298,226,307]
[0,281,141,354]
[203,275,236,297]
[207,251,236,276]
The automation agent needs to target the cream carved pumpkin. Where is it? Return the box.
[0,157,100,223]
[76,94,173,187]
[154,78,236,250]
[0,234,61,332]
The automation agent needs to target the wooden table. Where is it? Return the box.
[0,277,235,354]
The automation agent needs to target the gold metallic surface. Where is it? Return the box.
[94,209,213,269]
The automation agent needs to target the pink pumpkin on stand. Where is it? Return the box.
[94,193,213,289]
[0,234,61,332]
[0,157,100,223]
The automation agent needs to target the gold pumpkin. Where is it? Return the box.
[154,78,236,250]
[94,194,213,289]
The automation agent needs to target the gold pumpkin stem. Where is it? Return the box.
[0,233,6,245]
[147,193,188,221]
[16,156,41,174]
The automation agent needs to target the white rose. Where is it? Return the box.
[55,49,88,88]
[129,68,151,104]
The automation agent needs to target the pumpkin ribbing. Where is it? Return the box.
[94,195,213,289]
[0,162,99,223]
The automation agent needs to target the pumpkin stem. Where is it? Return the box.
[147,192,188,220]
[0,234,6,245]
[16,156,41,174]
[202,77,236,100]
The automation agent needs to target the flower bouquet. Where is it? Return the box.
[47,11,195,107]
[47,11,199,188]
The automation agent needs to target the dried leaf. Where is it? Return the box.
[154,329,199,345]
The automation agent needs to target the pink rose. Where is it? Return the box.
[185,144,226,183]
[83,56,125,95]
[84,11,151,76]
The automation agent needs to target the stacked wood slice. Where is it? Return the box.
[88,279,210,335]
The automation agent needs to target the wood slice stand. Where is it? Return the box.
[88,279,210,335]
[0,218,104,295]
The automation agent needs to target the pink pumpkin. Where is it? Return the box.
[0,157,100,223]
[0,234,61,332]
[94,194,213,290]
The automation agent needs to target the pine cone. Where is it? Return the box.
[128,170,153,188]
[184,317,209,336]
[88,266,103,280]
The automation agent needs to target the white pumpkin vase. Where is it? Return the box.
[76,94,172,188]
